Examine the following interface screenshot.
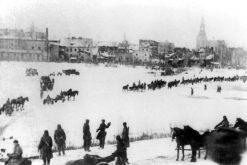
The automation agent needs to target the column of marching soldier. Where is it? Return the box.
[5,120,130,165]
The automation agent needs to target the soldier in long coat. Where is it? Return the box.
[121,122,129,148]
[38,130,53,165]
[54,124,66,156]
[83,119,92,152]
[96,119,111,149]
[6,140,23,165]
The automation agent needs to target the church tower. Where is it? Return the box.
[196,17,207,50]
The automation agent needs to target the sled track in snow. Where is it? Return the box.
[225,97,247,100]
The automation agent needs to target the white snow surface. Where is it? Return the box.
[0,61,247,164]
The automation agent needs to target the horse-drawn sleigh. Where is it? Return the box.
[171,119,247,164]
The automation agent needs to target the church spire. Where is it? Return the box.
[200,16,205,30]
[196,16,207,49]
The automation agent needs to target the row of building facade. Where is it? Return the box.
[1,18,247,68]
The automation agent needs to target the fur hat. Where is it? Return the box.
[13,140,18,144]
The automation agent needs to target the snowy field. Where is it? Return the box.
[0,61,247,164]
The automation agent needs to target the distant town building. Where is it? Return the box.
[0,28,49,61]
[139,39,158,59]
[158,41,175,55]
[115,34,137,63]
[133,50,151,62]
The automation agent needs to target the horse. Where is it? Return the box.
[183,125,210,162]
[122,84,129,92]
[234,118,247,148]
[65,154,115,165]
[12,97,29,111]
[61,91,70,100]
[68,91,79,101]
[170,127,190,161]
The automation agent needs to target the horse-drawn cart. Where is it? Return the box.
[62,69,80,76]
[26,68,38,76]
[43,95,55,105]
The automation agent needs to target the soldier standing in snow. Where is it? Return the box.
[204,84,207,91]
[191,88,194,96]
[122,122,130,148]
[96,119,111,149]
[54,124,66,156]
[83,119,92,152]
[38,130,53,165]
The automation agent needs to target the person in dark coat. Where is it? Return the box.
[96,119,111,149]
[215,116,229,129]
[112,135,129,165]
[38,130,53,165]
[204,84,207,91]
[83,119,92,152]
[121,122,129,148]
[54,124,66,156]
[6,140,23,165]
[191,88,194,96]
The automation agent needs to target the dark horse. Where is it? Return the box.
[11,97,29,110]
[68,91,79,101]
[183,125,210,162]
[234,118,247,148]
[60,90,71,100]
[65,154,115,165]
[122,84,129,92]
[170,127,191,161]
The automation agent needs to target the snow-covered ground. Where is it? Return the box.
[0,61,247,164]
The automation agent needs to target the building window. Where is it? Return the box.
[70,48,72,52]
[74,48,77,52]
[145,54,146,56]
[32,46,34,50]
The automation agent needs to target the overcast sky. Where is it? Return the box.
[0,0,246,49]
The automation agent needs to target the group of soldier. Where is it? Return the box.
[83,119,130,164]
[4,120,129,165]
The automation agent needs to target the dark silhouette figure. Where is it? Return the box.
[96,120,111,149]
[121,122,129,148]
[83,119,92,152]
[38,130,53,165]
[54,124,66,156]
[215,116,229,130]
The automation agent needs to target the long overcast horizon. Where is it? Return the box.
[0,0,247,49]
